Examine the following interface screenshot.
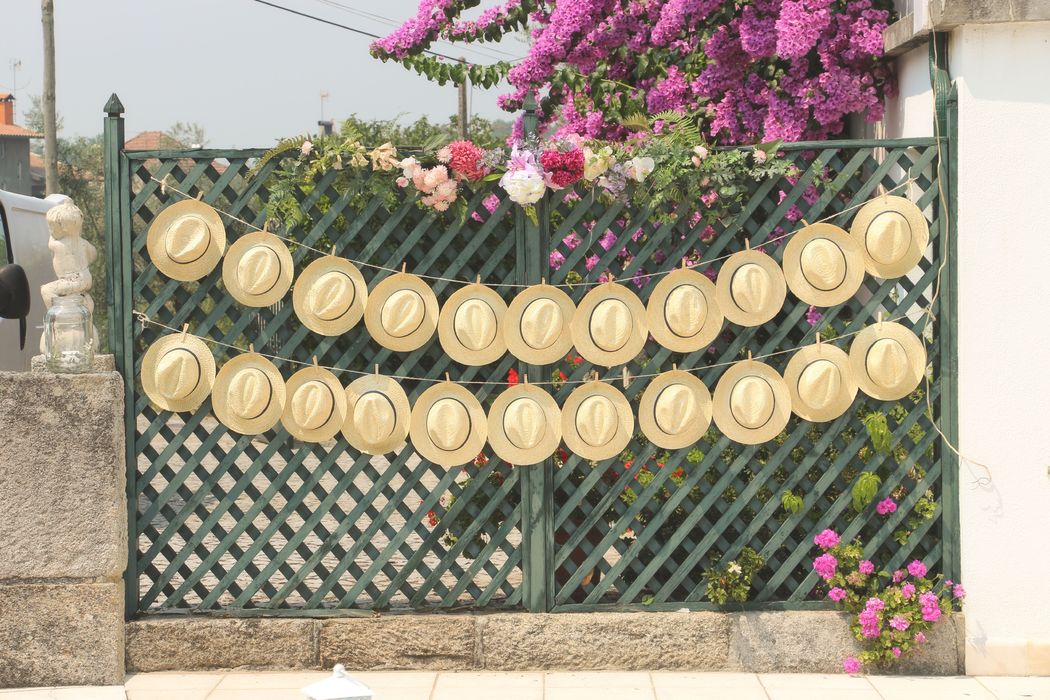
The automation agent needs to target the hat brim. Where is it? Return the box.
[561,380,634,461]
[222,231,295,308]
[281,366,348,442]
[638,370,712,449]
[850,196,930,279]
[342,374,411,455]
[437,283,508,366]
[212,353,287,434]
[487,383,562,465]
[645,268,723,352]
[570,283,648,368]
[146,199,227,282]
[783,342,858,422]
[848,321,927,401]
[364,273,439,352]
[712,361,792,444]
[504,284,576,365]
[714,249,787,327]
[409,382,488,467]
[293,256,368,336]
[140,333,217,413]
[783,224,866,307]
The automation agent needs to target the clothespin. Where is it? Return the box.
[312,356,319,367]
[476,274,481,285]
[180,324,189,342]
[330,245,337,257]
[744,238,751,251]
[523,373,529,385]
[622,367,631,389]
[747,349,753,364]
[877,311,884,330]
[878,182,888,201]
[249,343,255,353]
[374,364,380,376]
[159,174,171,196]
[801,219,810,228]
[445,372,451,383]
[401,263,407,274]
[195,192,204,202]
[672,363,678,371]
[540,277,546,286]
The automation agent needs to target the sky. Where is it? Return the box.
[2,0,523,148]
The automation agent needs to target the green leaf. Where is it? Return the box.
[781,491,804,514]
[862,412,893,455]
[641,595,655,606]
[851,472,882,511]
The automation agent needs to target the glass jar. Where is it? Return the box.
[44,294,95,373]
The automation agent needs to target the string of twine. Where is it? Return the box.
[134,306,929,386]
[149,175,915,290]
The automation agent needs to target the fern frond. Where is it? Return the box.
[248,134,312,180]
[620,113,652,132]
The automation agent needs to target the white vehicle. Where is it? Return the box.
[0,189,67,371]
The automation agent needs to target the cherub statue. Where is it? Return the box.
[39,199,99,352]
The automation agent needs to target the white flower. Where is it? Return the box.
[583,146,615,181]
[728,562,743,575]
[753,149,768,163]
[500,168,546,205]
[300,140,313,156]
[398,156,421,179]
[625,156,655,182]
[692,145,709,160]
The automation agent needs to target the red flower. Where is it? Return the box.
[474,452,489,467]
[623,460,633,470]
[507,367,520,385]
[426,509,439,527]
[540,148,585,189]
[557,370,567,381]
[447,140,488,181]
[557,449,570,462]
[573,355,583,365]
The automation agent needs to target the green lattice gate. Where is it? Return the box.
[104,98,957,617]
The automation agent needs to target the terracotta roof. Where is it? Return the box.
[0,123,43,138]
[124,130,184,151]
[0,92,11,100]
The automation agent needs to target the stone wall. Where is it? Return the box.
[126,611,965,675]
[0,363,126,687]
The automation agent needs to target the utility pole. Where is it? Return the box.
[457,58,468,140]
[41,0,58,195]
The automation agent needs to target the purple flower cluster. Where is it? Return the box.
[813,528,840,549]
[813,552,837,581]
[858,597,883,638]
[919,591,942,622]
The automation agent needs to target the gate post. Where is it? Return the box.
[103,93,137,619]
[518,93,555,612]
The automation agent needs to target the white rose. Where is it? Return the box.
[300,140,313,156]
[500,169,546,205]
[626,156,655,182]
[583,146,614,181]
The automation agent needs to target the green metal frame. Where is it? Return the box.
[104,93,958,618]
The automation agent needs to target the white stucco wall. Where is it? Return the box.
[881,22,1050,675]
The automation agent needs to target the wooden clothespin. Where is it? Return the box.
[801,219,810,228]
[622,367,631,389]
[476,274,481,285]
[445,372,451,383]
[249,343,255,353]
[747,349,753,364]
[374,364,380,376]
[180,324,189,342]
[877,311,884,330]
[195,192,204,201]
[330,245,337,257]
[401,263,407,274]
[744,237,751,251]
[312,356,319,367]
[523,373,529,385]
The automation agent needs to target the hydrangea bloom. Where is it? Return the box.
[813,529,840,549]
[900,583,916,599]
[889,615,910,631]
[858,560,875,575]
[907,560,928,578]
[813,553,837,581]
[876,497,898,515]
[828,586,847,602]
[843,657,862,674]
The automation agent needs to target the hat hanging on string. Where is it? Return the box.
[848,316,926,401]
[783,334,857,422]
[293,253,368,336]
[147,197,227,282]
[486,376,562,465]
[504,281,576,365]
[638,367,712,449]
[437,280,508,366]
[561,376,634,461]
[281,360,347,442]
[341,368,411,455]
[645,266,723,353]
[364,266,440,352]
[222,227,295,308]
[141,327,216,412]
[849,194,930,279]
[571,281,648,368]
[782,223,865,307]
[212,350,286,435]
[712,354,792,444]
[714,243,787,327]
[409,376,488,467]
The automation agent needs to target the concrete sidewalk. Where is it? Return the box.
[1,672,1048,700]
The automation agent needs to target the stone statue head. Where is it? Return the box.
[46,200,84,240]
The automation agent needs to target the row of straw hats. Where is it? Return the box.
[141,319,925,464]
[147,196,930,368]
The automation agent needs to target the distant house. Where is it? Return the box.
[124,130,226,192]
[0,93,42,196]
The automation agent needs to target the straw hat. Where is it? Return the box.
[715,248,787,327]
[504,283,576,365]
[783,340,857,422]
[222,230,294,308]
[409,381,488,467]
[141,331,216,412]
[487,381,562,465]
[147,199,227,281]
[712,359,791,444]
[212,352,286,434]
[293,256,368,336]
[848,321,927,401]
[437,283,508,366]
[281,365,347,442]
[850,195,930,279]
[646,268,723,353]
[364,271,439,352]
[561,380,634,461]
[782,223,865,307]
[341,373,411,455]
[638,369,712,449]
[571,283,648,368]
